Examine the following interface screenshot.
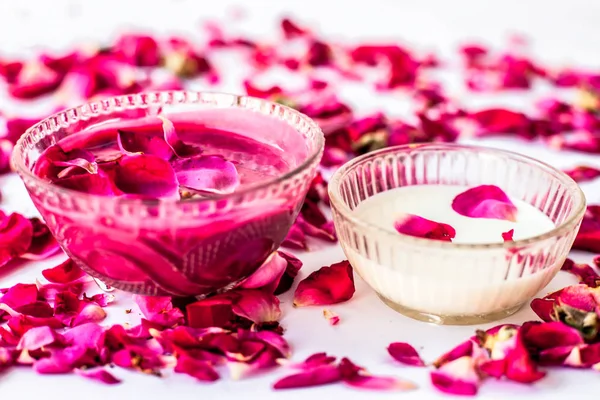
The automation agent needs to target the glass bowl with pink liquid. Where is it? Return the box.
[12,91,324,297]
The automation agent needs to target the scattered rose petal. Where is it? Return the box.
[240,252,288,293]
[74,368,122,384]
[281,223,308,250]
[230,290,281,324]
[274,251,303,295]
[21,218,61,260]
[572,205,600,253]
[452,185,518,221]
[321,309,340,326]
[394,214,456,241]
[563,165,600,183]
[293,260,355,307]
[387,342,425,367]
[173,155,240,195]
[339,357,416,391]
[174,355,220,382]
[431,356,481,396]
[273,364,342,389]
[185,297,234,329]
[561,258,600,287]
[0,211,33,267]
[134,295,184,328]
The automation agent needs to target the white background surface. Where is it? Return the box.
[0,0,599,399]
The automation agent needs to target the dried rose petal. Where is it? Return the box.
[280,18,308,39]
[273,364,342,389]
[452,185,517,221]
[74,368,122,384]
[387,342,425,367]
[21,218,60,261]
[0,211,33,267]
[323,309,340,326]
[174,354,220,381]
[563,165,600,183]
[173,155,239,195]
[293,260,355,307]
[240,252,288,293]
[134,295,184,328]
[572,205,600,253]
[394,214,456,241]
[502,229,514,242]
[113,154,179,199]
[431,356,480,396]
[561,258,600,287]
[339,357,416,391]
[42,259,86,284]
[117,129,173,160]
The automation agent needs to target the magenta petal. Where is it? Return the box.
[74,368,122,384]
[174,355,220,381]
[430,357,480,396]
[63,322,105,349]
[159,115,200,158]
[281,223,308,250]
[274,251,303,295]
[0,212,33,267]
[42,259,86,284]
[1,283,39,308]
[173,155,240,195]
[230,290,281,324]
[21,218,60,261]
[113,154,179,198]
[54,170,120,196]
[133,295,184,328]
[282,352,337,370]
[55,158,98,178]
[117,129,173,160]
[240,252,287,293]
[452,185,518,221]
[339,358,416,391]
[563,166,600,183]
[394,214,456,241]
[387,342,426,367]
[293,260,355,307]
[17,326,64,350]
[273,365,342,389]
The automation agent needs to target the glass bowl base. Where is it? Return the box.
[377,294,523,325]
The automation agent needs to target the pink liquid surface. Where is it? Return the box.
[33,110,311,297]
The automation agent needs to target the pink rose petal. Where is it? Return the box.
[502,229,515,242]
[274,251,303,295]
[17,326,64,350]
[54,169,120,196]
[387,342,426,367]
[173,155,239,195]
[158,115,200,158]
[293,260,355,307]
[174,355,220,381]
[0,211,33,267]
[339,357,416,391]
[134,295,184,328]
[239,252,288,293]
[273,364,342,389]
[323,309,340,326]
[452,185,518,221]
[563,165,600,183]
[74,367,122,384]
[185,297,234,329]
[394,214,456,241]
[430,356,481,396]
[281,223,308,250]
[230,290,281,324]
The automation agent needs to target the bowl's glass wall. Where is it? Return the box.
[330,145,585,319]
[15,91,323,297]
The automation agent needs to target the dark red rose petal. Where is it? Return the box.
[113,154,179,199]
[173,155,239,195]
[280,18,309,39]
[502,229,514,242]
[114,34,161,67]
[470,108,535,139]
[240,252,288,293]
[561,258,600,287]
[452,185,518,221]
[0,211,33,267]
[387,342,426,367]
[274,251,303,295]
[8,60,63,99]
[394,214,456,242]
[229,290,281,324]
[185,297,234,329]
[0,140,13,174]
[281,223,308,250]
[293,260,355,307]
[54,170,120,196]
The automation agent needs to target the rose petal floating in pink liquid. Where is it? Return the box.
[113,154,179,199]
[452,185,518,221]
[173,155,239,195]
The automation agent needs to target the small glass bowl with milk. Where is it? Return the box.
[329,143,586,325]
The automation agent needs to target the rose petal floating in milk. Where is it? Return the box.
[293,260,355,307]
[387,342,426,367]
[452,185,518,221]
[173,155,239,195]
[502,229,514,242]
[394,214,456,242]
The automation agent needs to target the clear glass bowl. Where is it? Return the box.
[12,91,324,297]
[328,144,586,325]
